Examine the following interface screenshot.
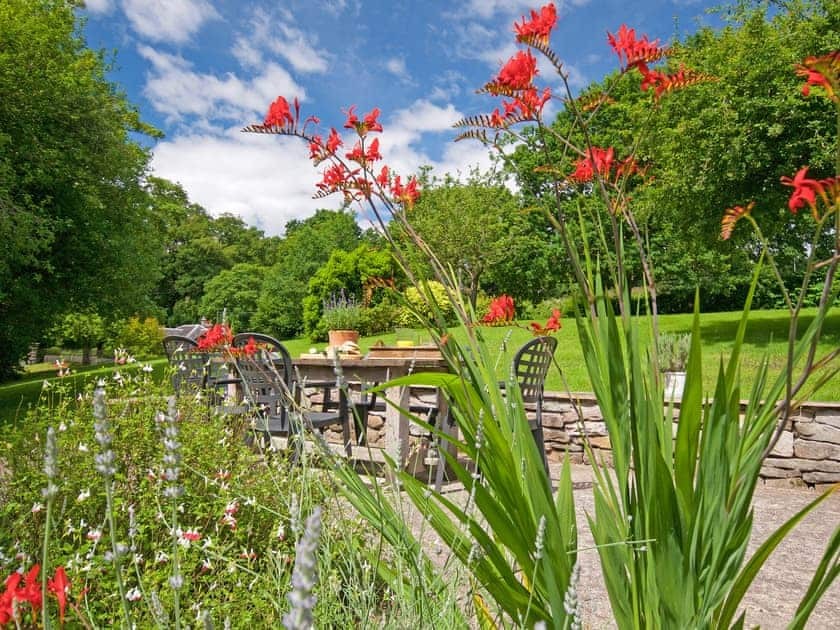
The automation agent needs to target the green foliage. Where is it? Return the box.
[200,263,267,333]
[395,170,558,307]
[0,0,162,376]
[302,244,398,341]
[111,316,164,358]
[579,280,839,628]
[53,311,106,365]
[396,281,455,326]
[254,209,361,338]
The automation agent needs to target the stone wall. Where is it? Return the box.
[538,393,840,489]
[306,386,840,489]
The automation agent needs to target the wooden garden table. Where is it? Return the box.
[292,353,451,468]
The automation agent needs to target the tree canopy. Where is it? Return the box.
[0,0,161,376]
[505,0,840,310]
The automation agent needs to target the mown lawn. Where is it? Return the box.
[2,307,837,426]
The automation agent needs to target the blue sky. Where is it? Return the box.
[81,0,724,235]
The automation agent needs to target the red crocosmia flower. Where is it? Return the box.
[496,50,538,90]
[390,176,420,207]
[375,165,389,187]
[197,324,233,350]
[1,571,23,624]
[781,167,822,215]
[318,163,354,194]
[342,105,358,129]
[649,65,717,100]
[796,51,839,102]
[264,96,294,128]
[308,135,323,160]
[720,201,755,240]
[2,564,44,618]
[363,107,383,133]
[607,24,665,70]
[514,3,557,44]
[482,295,516,325]
[326,128,342,154]
[47,566,70,623]
[489,108,505,128]
[530,308,562,335]
[346,141,364,162]
[571,146,615,183]
[365,138,382,162]
[242,336,258,356]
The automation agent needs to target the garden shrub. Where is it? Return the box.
[395,281,455,326]
[110,316,165,358]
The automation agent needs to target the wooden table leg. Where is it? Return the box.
[384,382,411,469]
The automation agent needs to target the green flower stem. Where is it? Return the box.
[41,500,52,630]
[171,498,181,630]
[104,480,132,628]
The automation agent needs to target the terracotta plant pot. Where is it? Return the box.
[328,329,360,348]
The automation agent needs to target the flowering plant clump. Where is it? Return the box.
[321,290,364,331]
[0,564,71,626]
[481,294,562,336]
[481,294,515,325]
[195,323,233,351]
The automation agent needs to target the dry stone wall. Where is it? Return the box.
[305,386,840,489]
[538,393,840,489]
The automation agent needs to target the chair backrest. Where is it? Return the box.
[232,333,294,428]
[512,336,557,405]
[163,335,207,395]
[162,335,198,360]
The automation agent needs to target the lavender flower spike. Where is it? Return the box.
[283,506,322,630]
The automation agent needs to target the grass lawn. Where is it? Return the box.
[2,307,837,426]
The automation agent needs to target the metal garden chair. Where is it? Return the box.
[232,333,351,456]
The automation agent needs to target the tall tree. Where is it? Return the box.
[399,170,545,308]
[254,209,361,338]
[0,0,161,376]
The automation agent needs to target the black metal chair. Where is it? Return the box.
[232,333,351,456]
[504,336,558,473]
[162,335,207,396]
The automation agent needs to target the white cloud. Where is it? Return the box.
[231,8,329,74]
[122,0,219,44]
[151,132,324,236]
[147,98,493,236]
[465,0,591,19]
[232,38,262,69]
[138,46,305,124]
[463,0,535,20]
[385,57,407,77]
[84,0,113,13]
[271,24,329,74]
